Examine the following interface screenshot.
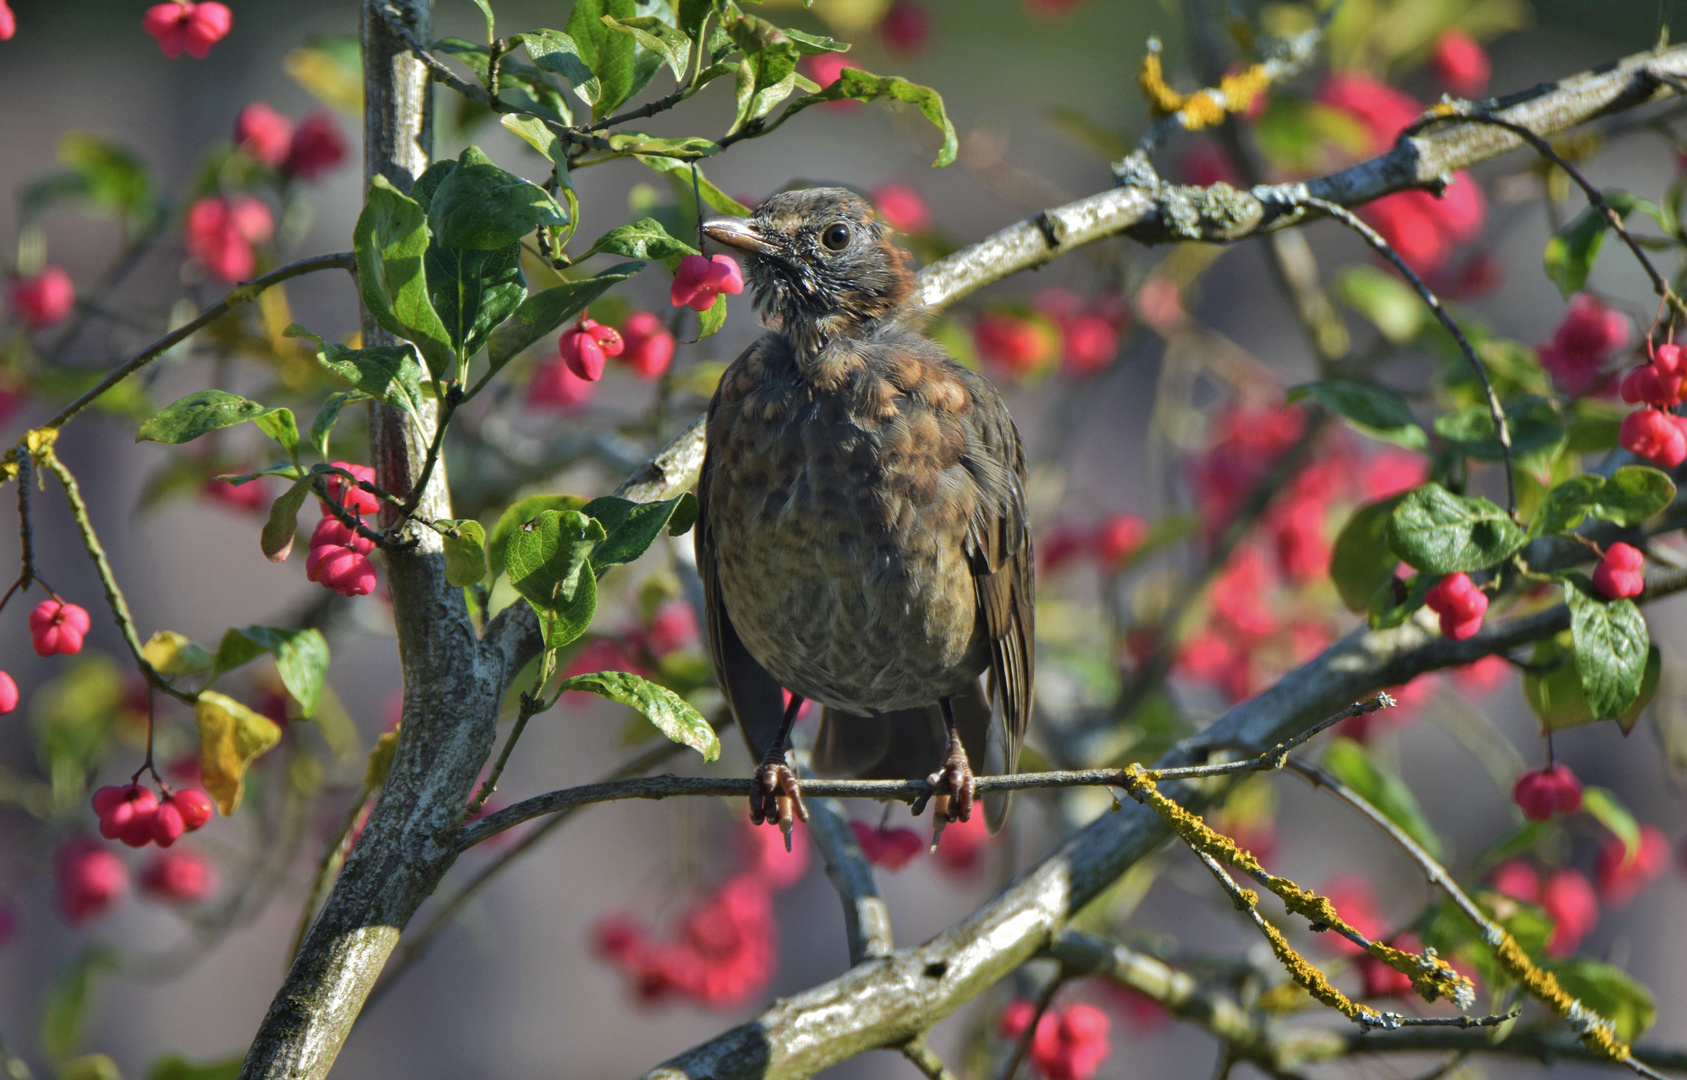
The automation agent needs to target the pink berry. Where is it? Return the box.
[1594,824,1669,906]
[527,357,596,411]
[802,53,862,110]
[1512,764,1581,822]
[311,514,375,555]
[29,600,92,656]
[323,462,379,516]
[9,267,75,329]
[617,311,675,379]
[879,1,930,56]
[140,850,217,903]
[1542,869,1598,956]
[669,254,745,312]
[151,800,186,847]
[973,312,1050,377]
[1489,860,1541,903]
[318,548,377,597]
[185,196,274,283]
[0,0,14,40]
[1424,573,1487,640]
[559,325,607,381]
[234,102,294,167]
[1619,408,1687,467]
[586,320,624,357]
[646,601,699,657]
[282,111,348,181]
[1428,28,1490,98]
[870,182,933,234]
[1592,542,1645,600]
[1059,313,1119,376]
[0,671,15,715]
[56,838,129,922]
[168,788,215,832]
[1094,514,1148,565]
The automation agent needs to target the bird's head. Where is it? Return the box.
[701,187,916,355]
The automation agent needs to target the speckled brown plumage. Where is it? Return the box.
[695,188,1034,833]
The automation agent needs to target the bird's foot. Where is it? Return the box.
[913,731,975,829]
[750,753,808,849]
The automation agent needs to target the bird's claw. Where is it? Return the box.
[917,737,975,830]
[750,756,808,842]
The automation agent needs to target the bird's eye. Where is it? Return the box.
[821,223,851,250]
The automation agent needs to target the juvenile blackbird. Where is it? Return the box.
[695,187,1034,837]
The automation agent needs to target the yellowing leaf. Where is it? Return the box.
[195,691,283,815]
[142,630,213,676]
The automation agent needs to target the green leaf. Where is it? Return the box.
[58,131,153,225]
[1387,484,1527,574]
[582,493,699,567]
[260,474,315,563]
[137,390,296,450]
[142,630,214,676]
[727,18,803,132]
[439,518,488,587]
[213,626,331,718]
[195,690,283,815]
[1433,396,1566,463]
[603,14,690,80]
[1566,581,1649,721]
[1542,192,1662,299]
[1323,736,1443,860]
[286,325,427,415]
[781,67,959,167]
[521,29,600,105]
[1332,264,1423,344]
[1581,785,1641,858]
[604,131,721,159]
[1288,380,1426,450]
[1543,205,1607,298]
[426,241,526,360]
[353,175,456,378]
[635,155,752,215]
[42,948,117,1060]
[310,389,371,459]
[1546,959,1655,1043]
[147,1054,246,1080]
[1330,496,1406,612]
[581,217,699,263]
[484,263,643,373]
[488,494,589,582]
[566,0,642,119]
[783,26,849,53]
[426,146,568,250]
[558,669,719,761]
[694,291,728,339]
[1531,466,1676,536]
[505,509,607,649]
[500,113,569,171]
[62,1055,121,1080]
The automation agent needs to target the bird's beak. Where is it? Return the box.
[702,218,779,257]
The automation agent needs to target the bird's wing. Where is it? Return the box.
[697,386,789,763]
[958,374,1035,832]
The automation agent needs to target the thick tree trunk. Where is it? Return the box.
[236,3,524,1077]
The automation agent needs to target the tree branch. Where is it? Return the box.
[639,568,1687,1079]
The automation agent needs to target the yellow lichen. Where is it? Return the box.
[1137,50,1185,118]
[1136,52,1272,132]
[1491,930,1630,1061]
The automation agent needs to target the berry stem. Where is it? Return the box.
[129,684,169,792]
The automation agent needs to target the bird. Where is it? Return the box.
[693,186,1034,840]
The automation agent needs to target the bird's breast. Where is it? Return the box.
[707,349,988,713]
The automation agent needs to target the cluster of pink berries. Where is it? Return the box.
[184,195,275,285]
[591,818,804,1007]
[971,289,1126,381]
[57,838,217,922]
[142,1,231,59]
[1042,513,1148,573]
[1511,764,1582,822]
[91,782,214,847]
[1491,861,1599,956]
[529,311,678,411]
[1618,341,1687,467]
[233,103,348,182]
[306,464,379,597]
[1424,572,1488,641]
[670,254,745,312]
[558,318,624,381]
[997,1000,1112,1080]
[849,822,924,869]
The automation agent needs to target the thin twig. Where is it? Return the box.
[1000,972,1064,1080]
[39,450,195,704]
[39,252,355,433]
[1277,192,1516,514]
[901,1036,960,1080]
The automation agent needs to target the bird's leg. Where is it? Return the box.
[914,697,976,827]
[751,692,809,846]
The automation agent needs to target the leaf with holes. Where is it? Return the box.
[559,669,719,761]
[505,509,607,649]
[582,493,698,568]
[439,518,488,587]
[1387,484,1527,574]
[137,391,298,462]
